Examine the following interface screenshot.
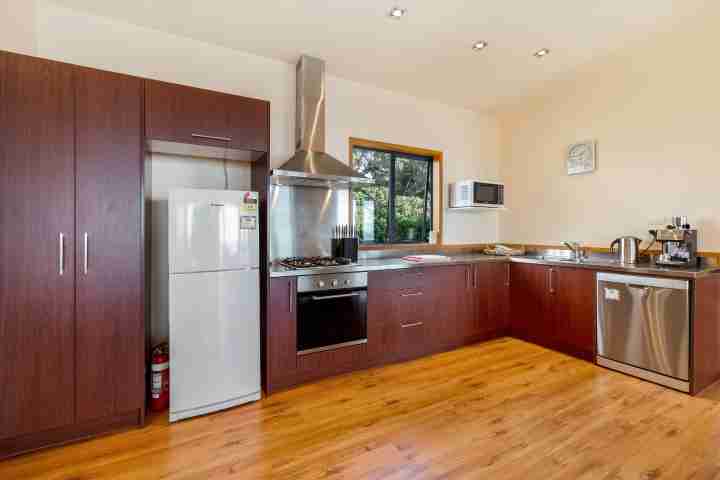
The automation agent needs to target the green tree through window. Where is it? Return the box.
[352,146,433,244]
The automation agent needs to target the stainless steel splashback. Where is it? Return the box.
[269,184,350,260]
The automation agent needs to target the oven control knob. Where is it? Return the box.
[316,280,325,288]
[344,280,351,286]
[331,280,338,287]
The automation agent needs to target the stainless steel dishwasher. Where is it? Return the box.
[596,272,690,392]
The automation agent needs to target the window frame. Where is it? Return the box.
[349,137,443,249]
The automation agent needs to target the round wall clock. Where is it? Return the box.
[566,140,597,175]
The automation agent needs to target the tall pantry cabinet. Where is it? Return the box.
[0,52,145,458]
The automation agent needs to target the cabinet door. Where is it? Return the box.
[146,80,269,152]
[551,267,596,360]
[0,52,76,438]
[266,278,297,392]
[227,95,269,152]
[146,80,231,147]
[426,265,466,352]
[480,262,510,337]
[75,67,145,422]
[367,286,394,365]
[509,263,551,345]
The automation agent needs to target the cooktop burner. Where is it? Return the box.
[279,256,353,270]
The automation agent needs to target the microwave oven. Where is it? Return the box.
[449,180,504,208]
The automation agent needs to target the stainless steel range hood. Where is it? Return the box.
[271,55,371,186]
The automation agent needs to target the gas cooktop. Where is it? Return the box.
[279,256,353,270]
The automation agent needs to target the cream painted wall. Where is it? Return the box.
[497,4,720,250]
[5,1,500,246]
[0,0,36,55]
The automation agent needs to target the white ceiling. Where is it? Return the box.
[51,0,708,111]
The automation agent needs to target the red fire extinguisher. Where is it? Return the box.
[150,343,170,412]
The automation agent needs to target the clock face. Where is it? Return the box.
[567,141,595,175]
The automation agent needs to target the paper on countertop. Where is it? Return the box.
[401,255,451,263]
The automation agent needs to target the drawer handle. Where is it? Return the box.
[402,322,424,328]
[191,133,232,142]
[401,291,424,297]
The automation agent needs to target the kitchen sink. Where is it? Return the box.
[523,254,619,266]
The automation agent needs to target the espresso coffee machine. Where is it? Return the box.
[651,216,699,267]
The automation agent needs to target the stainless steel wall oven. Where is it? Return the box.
[296,272,368,355]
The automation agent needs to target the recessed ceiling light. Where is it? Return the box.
[389,7,407,18]
[534,48,550,58]
[472,41,488,51]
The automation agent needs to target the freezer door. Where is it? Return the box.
[169,189,259,273]
[169,269,260,418]
[597,276,689,381]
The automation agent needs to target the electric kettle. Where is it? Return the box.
[610,236,642,264]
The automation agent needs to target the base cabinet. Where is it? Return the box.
[265,278,298,393]
[509,263,595,360]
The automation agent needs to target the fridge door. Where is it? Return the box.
[169,269,260,421]
[169,189,259,273]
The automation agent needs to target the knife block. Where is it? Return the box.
[332,238,359,262]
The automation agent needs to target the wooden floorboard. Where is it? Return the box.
[2,338,720,479]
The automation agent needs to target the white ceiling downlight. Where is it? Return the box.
[472,41,488,51]
[534,48,551,58]
[389,7,407,18]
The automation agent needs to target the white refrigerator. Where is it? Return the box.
[168,188,261,422]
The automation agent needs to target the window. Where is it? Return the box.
[350,139,442,245]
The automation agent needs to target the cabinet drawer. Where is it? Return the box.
[369,268,428,291]
[297,343,368,377]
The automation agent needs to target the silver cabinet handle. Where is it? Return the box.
[310,292,361,301]
[58,233,65,276]
[402,321,424,328]
[289,280,294,313]
[83,233,89,275]
[401,291,424,297]
[191,133,231,142]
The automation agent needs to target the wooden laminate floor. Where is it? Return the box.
[3,338,720,479]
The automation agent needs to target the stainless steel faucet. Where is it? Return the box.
[563,241,586,261]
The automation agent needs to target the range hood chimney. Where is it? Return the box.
[271,55,371,186]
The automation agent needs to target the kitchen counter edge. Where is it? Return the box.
[269,254,719,279]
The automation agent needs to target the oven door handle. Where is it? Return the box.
[310,292,362,301]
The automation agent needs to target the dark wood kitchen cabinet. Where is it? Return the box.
[367,269,433,365]
[462,262,511,346]
[265,277,298,393]
[509,263,595,359]
[0,52,145,459]
[74,66,145,422]
[145,79,269,152]
[509,263,552,346]
[0,51,77,441]
[481,262,511,337]
[367,264,504,365]
[550,267,596,360]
